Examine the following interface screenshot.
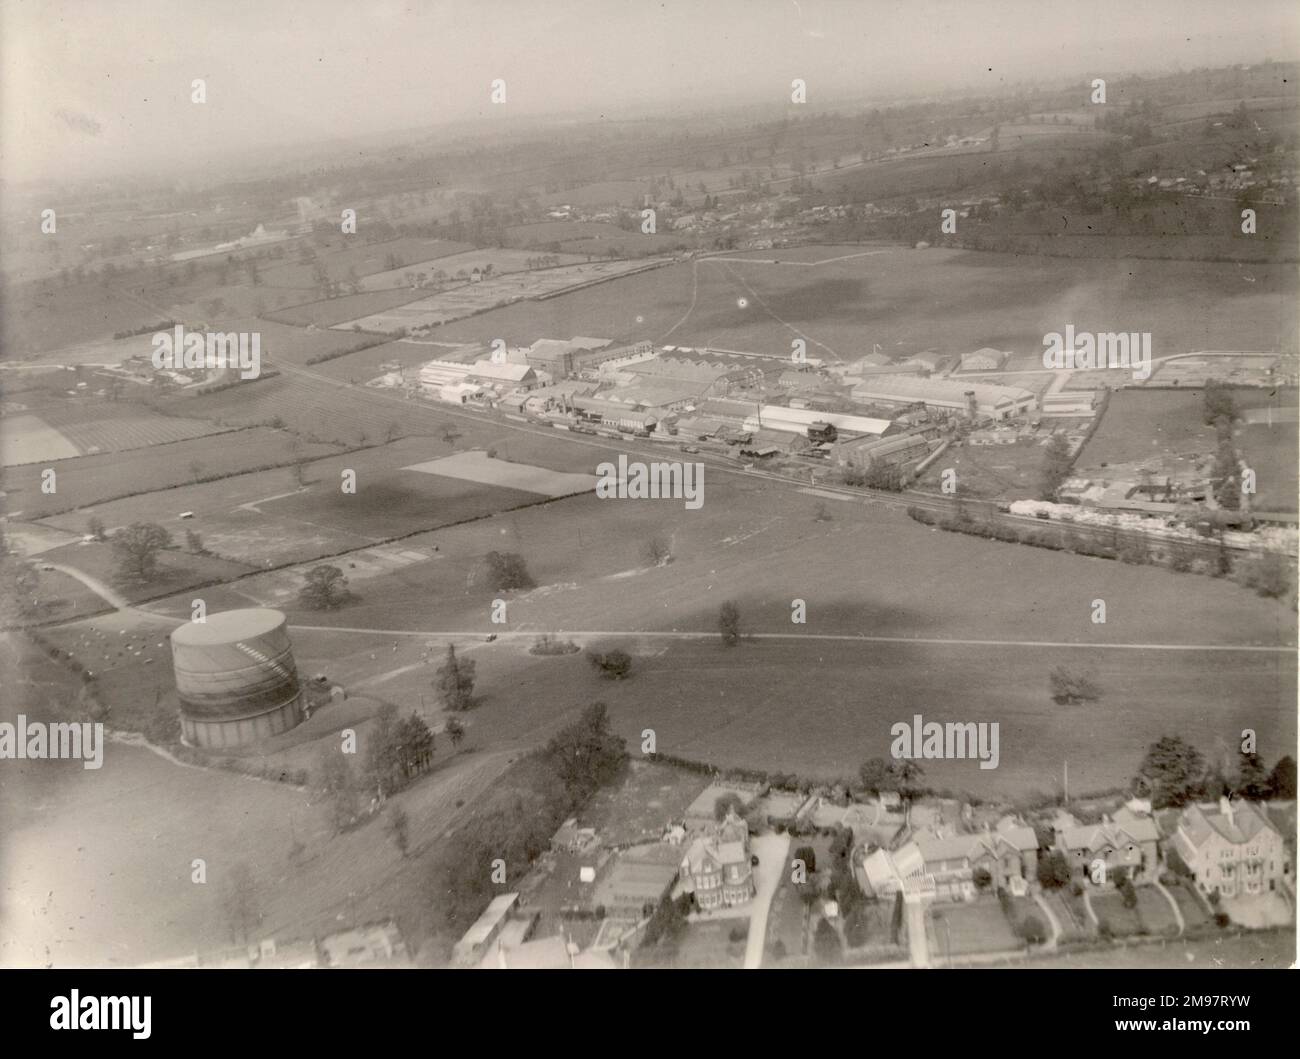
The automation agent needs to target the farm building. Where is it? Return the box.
[168,608,304,749]
[850,375,1035,421]
[960,347,1010,371]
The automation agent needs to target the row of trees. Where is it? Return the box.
[1134,735,1295,809]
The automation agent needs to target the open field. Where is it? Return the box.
[430,248,1298,363]
[256,237,473,291]
[266,288,436,329]
[3,428,341,520]
[335,258,672,333]
[1,401,234,467]
[1078,388,1300,492]
[1240,422,1299,511]
[507,220,688,258]
[95,463,1293,798]
[33,438,597,567]
[357,248,587,291]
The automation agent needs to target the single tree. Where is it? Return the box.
[1049,665,1101,705]
[544,701,627,804]
[1268,755,1297,799]
[386,805,410,857]
[1038,432,1073,500]
[111,522,173,583]
[317,749,359,834]
[794,845,818,874]
[858,757,892,796]
[481,551,534,591]
[298,564,353,610]
[1234,751,1271,800]
[714,792,747,822]
[588,649,633,680]
[1036,849,1072,890]
[813,917,841,965]
[445,716,466,750]
[87,516,107,541]
[718,600,741,647]
[434,645,477,711]
[1136,735,1206,809]
[642,536,672,566]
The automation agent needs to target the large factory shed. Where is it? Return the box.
[169,608,305,749]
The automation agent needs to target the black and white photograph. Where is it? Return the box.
[0,0,1296,1028]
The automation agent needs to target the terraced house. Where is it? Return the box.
[1167,798,1287,898]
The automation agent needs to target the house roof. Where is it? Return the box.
[1175,800,1278,849]
[1059,815,1159,852]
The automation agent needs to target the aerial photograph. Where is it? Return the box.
[0,0,1295,1004]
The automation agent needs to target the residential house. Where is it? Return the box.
[1166,797,1288,898]
[680,809,755,910]
[1054,808,1160,885]
[859,841,929,899]
[913,817,1039,901]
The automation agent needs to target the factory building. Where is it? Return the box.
[850,374,1035,421]
[169,608,304,749]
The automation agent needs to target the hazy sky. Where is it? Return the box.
[2,0,1297,184]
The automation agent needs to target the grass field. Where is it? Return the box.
[336,258,672,334]
[3,428,341,520]
[106,461,1288,798]
[266,288,436,329]
[357,248,588,291]
[1078,390,1219,469]
[1240,422,1299,511]
[428,248,1297,364]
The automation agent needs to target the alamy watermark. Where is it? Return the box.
[595,455,704,510]
[151,324,262,379]
[890,714,999,770]
[0,715,104,769]
[1042,325,1151,381]
[50,991,150,1039]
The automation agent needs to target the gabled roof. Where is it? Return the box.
[1059,815,1159,853]
[1175,800,1278,849]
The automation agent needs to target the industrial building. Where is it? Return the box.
[960,347,1010,371]
[169,608,304,749]
[742,404,891,438]
[850,374,1035,421]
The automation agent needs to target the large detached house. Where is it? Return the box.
[1054,807,1160,884]
[1167,798,1288,898]
[681,810,754,910]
